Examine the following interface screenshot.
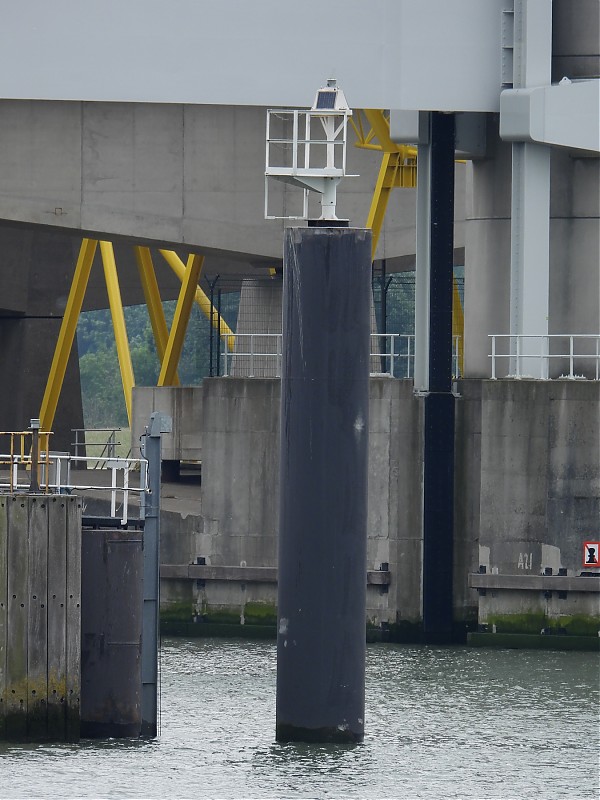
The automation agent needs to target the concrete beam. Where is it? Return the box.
[1,1,505,112]
[469,573,600,592]
[160,564,392,586]
[500,80,600,153]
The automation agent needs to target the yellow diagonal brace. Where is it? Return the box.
[39,238,98,431]
[134,246,180,386]
[363,109,399,154]
[159,249,235,351]
[366,152,398,260]
[158,254,204,387]
[452,279,465,377]
[100,241,135,425]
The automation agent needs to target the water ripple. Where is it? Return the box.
[0,640,598,799]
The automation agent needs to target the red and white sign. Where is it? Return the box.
[582,542,600,567]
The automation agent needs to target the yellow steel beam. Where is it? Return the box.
[363,109,399,153]
[357,110,417,259]
[39,238,98,432]
[452,278,465,377]
[158,253,204,387]
[357,108,464,362]
[349,110,379,149]
[159,249,235,351]
[366,153,394,261]
[100,241,135,425]
[134,246,180,386]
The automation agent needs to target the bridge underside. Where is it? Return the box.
[0,100,467,446]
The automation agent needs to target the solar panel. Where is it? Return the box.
[316,91,336,110]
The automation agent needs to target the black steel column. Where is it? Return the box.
[423,112,456,643]
[276,224,371,743]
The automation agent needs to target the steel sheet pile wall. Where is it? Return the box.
[81,529,143,738]
[0,494,81,741]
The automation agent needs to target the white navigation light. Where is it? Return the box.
[265,79,356,221]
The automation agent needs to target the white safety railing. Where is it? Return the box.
[0,453,148,526]
[222,333,462,379]
[373,334,462,379]
[489,335,600,380]
[222,333,282,377]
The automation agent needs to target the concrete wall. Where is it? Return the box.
[479,380,600,575]
[158,377,599,637]
[367,378,423,626]
[195,378,426,627]
[476,379,600,633]
[131,386,203,463]
[552,0,600,81]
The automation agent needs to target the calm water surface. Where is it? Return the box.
[1,639,598,799]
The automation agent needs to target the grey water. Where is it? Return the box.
[1,639,598,799]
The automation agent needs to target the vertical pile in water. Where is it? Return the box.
[276,225,371,743]
[0,494,81,741]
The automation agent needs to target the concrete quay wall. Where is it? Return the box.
[152,377,600,639]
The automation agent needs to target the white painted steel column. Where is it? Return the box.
[414,113,431,391]
[509,0,552,377]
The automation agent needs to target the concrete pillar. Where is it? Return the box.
[276,225,371,743]
[464,0,599,379]
[508,0,552,377]
[0,225,84,450]
[0,494,81,741]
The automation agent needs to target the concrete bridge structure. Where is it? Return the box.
[0,0,598,641]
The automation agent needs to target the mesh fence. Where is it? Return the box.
[79,267,465,425]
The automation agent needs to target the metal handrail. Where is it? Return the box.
[221,333,462,379]
[489,334,600,380]
[71,427,124,467]
[0,452,149,526]
[0,430,52,493]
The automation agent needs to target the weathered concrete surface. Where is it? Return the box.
[173,377,435,631]
[454,379,483,625]
[0,226,84,451]
[131,386,203,463]
[0,101,467,274]
[157,377,599,639]
[476,380,600,634]
[478,381,600,574]
[552,0,600,81]
[367,378,423,627]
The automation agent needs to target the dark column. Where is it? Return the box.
[80,529,143,738]
[140,412,167,738]
[0,225,84,451]
[422,112,456,643]
[276,225,371,743]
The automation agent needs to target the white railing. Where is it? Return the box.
[372,334,461,379]
[489,335,600,380]
[222,333,282,377]
[0,453,148,525]
[221,333,462,379]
